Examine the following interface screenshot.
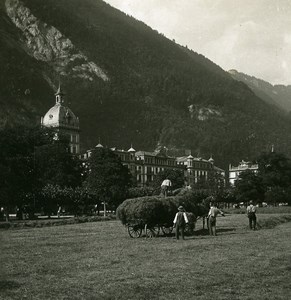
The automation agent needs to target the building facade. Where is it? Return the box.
[41,86,80,154]
[229,160,258,185]
[81,144,225,187]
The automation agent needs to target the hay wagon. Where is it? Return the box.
[117,195,200,238]
[126,218,174,238]
[126,213,196,238]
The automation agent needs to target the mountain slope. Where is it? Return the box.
[229,69,291,112]
[1,0,291,168]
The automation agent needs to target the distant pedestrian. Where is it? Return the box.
[0,207,4,221]
[208,202,225,236]
[161,178,172,197]
[246,200,257,230]
[57,205,62,218]
[173,206,189,240]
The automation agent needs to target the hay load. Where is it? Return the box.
[117,196,164,226]
[116,191,208,227]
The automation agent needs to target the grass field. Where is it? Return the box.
[225,206,291,215]
[1,214,291,300]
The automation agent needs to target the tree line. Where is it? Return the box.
[1,125,290,221]
[233,151,291,206]
[0,125,132,221]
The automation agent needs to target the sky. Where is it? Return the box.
[105,0,291,85]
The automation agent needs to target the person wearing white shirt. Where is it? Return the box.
[161,178,172,197]
[208,202,225,236]
[246,200,257,230]
[173,206,189,240]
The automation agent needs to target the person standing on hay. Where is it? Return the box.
[161,178,172,197]
[246,200,257,230]
[173,206,189,240]
[207,202,225,236]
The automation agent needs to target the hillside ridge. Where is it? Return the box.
[1,0,291,168]
[229,69,291,112]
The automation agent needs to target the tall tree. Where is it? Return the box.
[257,151,291,188]
[0,125,54,220]
[234,169,265,203]
[84,147,132,210]
[34,139,82,189]
[0,125,82,219]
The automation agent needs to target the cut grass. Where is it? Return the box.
[225,206,291,215]
[1,214,291,300]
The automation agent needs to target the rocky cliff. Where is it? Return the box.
[6,0,108,82]
[1,0,291,168]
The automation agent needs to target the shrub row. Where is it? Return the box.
[0,215,115,230]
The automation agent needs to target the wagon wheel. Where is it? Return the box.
[128,224,142,238]
[145,224,160,238]
[161,225,173,236]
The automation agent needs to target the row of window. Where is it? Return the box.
[188,170,208,177]
[191,162,212,169]
[70,145,79,154]
[136,174,154,182]
[70,134,79,143]
[144,157,176,166]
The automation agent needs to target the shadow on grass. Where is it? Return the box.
[0,280,22,291]
[137,227,238,239]
[194,227,236,236]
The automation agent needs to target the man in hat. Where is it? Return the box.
[173,206,189,240]
[246,200,257,230]
[208,202,225,236]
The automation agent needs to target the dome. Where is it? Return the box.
[42,85,79,130]
[42,104,79,129]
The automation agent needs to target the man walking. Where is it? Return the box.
[173,206,189,240]
[208,202,225,236]
[246,200,257,230]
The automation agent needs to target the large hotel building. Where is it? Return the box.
[81,145,225,187]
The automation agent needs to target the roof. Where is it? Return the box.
[135,150,175,159]
[42,104,79,129]
[176,156,209,163]
[214,166,225,173]
[55,84,65,96]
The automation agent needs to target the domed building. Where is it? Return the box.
[41,85,80,154]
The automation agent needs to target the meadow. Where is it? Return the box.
[1,213,291,300]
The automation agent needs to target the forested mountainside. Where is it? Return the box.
[229,69,291,113]
[1,0,291,168]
